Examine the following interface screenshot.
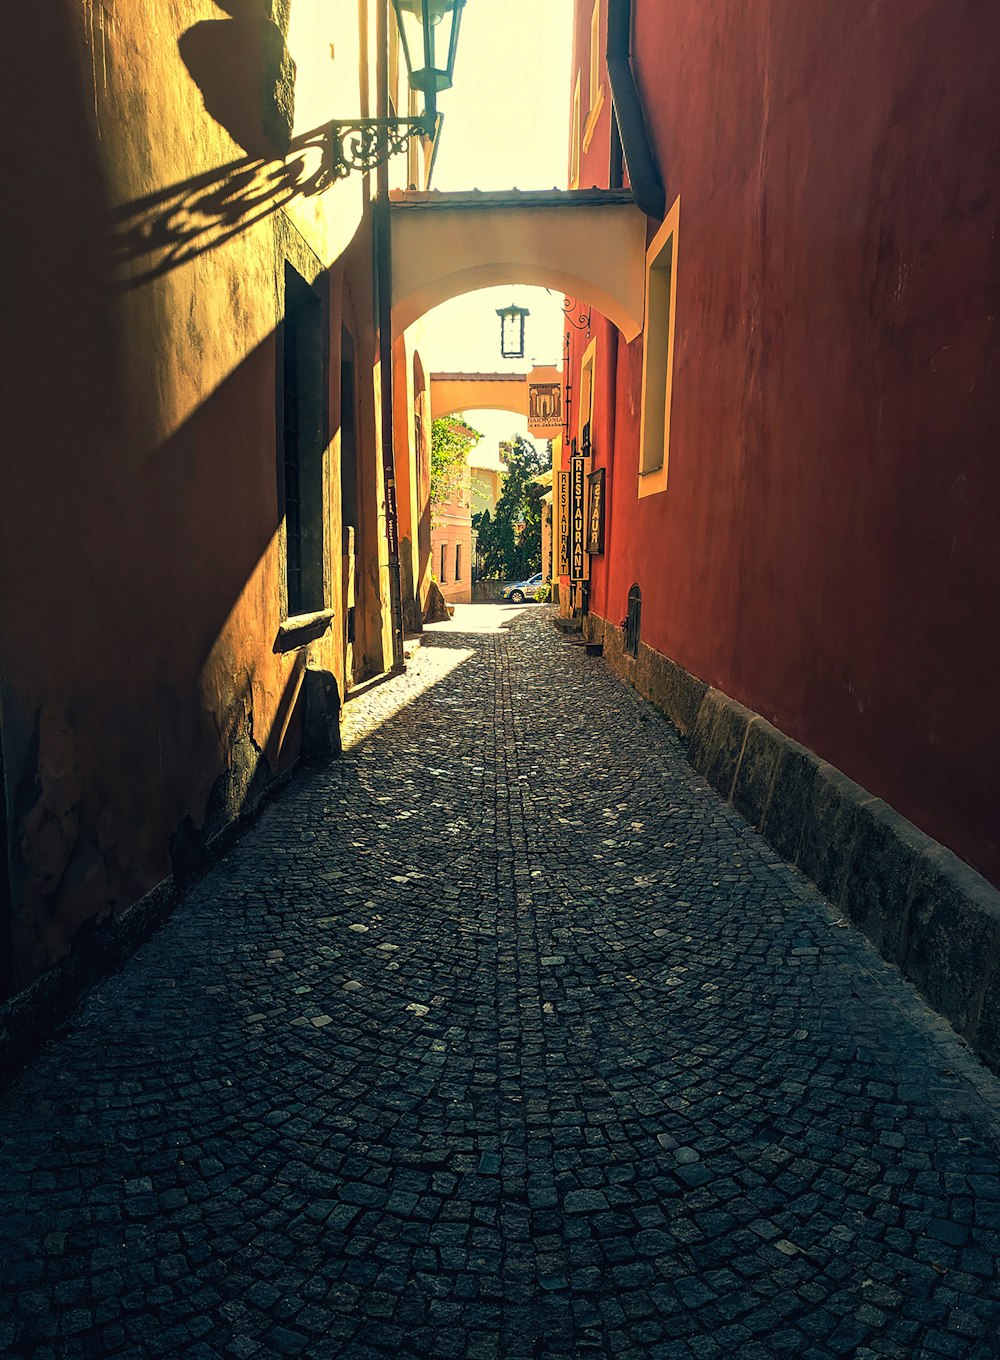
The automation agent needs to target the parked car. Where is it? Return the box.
[500,572,544,603]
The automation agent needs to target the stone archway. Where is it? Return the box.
[390,188,647,341]
[430,372,529,422]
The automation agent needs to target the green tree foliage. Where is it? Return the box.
[474,435,551,581]
[430,416,482,508]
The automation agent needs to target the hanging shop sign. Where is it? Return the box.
[586,467,605,554]
[555,469,570,576]
[570,447,588,583]
[526,365,565,440]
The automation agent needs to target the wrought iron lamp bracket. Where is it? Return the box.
[562,297,592,335]
[325,116,436,182]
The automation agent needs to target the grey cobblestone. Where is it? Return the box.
[1,605,999,1358]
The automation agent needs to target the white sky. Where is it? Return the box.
[432,0,574,197]
[416,0,574,463]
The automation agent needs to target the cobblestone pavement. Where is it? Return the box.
[2,605,999,1360]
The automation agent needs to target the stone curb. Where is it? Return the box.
[585,611,1000,1075]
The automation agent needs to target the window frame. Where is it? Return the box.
[582,0,605,153]
[578,334,598,448]
[278,263,330,621]
[569,72,581,188]
[638,197,681,499]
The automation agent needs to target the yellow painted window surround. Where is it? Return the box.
[583,0,605,153]
[638,197,681,499]
[578,335,597,446]
[589,0,601,108]
[570,73,582,188]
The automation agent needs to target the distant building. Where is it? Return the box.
[430,421,482,606]
[554,0,1000,1063]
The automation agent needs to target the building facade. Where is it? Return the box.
[430,423,479,608]
[0,1,436,1046]
[556,0,1000,1058]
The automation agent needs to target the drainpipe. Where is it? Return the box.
[606,0,665,220]
[375,0,406,671]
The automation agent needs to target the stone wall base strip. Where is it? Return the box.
[586,612,1000,1075]
[584,612,707,736]
[0,762,299,1092]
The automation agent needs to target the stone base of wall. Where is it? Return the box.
[586,612,707,737]
[0,760,300,1092]
[584,612,1000,1075]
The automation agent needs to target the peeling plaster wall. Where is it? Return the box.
[0,0,384,994]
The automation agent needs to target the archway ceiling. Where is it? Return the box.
[430,371,528,421]
[390,189,647,342]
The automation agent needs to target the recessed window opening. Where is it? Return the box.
[638,199,680,498]
[440,543,447,582]
[281,264,327,616]
[455,544,462,581]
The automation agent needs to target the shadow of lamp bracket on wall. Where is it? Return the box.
[181,1,466,175]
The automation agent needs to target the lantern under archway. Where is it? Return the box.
[496,303,530,359]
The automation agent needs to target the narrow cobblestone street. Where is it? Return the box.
[1,607,998,1360]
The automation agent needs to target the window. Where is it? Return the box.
[578,336,597,448]
[570,73,581,188]
[440,543,447,583]
[281,264,327,615]
[582,1,605,153]
[638,198,680,498]
[455,544,462,581]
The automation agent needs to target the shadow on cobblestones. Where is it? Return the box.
[0,608,998,1360]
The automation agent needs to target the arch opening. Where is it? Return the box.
[390,190,647,342]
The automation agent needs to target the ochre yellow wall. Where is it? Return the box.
[0,0,387,989]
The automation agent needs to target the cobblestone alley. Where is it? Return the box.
[1,607,999,1360]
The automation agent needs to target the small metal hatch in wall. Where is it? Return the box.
[625,583,641,658]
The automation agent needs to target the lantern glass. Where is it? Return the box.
[392,0,466,100]
[497,304,530,360]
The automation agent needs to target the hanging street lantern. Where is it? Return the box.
[392,0,467,100]
[325,0,468,180]
[497,303,530,360]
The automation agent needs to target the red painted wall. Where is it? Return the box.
[581,0,1000,884]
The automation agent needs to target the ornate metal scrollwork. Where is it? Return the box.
[562,296,592,335]
[330,117,433,181]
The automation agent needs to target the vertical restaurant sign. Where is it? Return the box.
[555,470,570,576]
[570,449,587,582]
[586,467,605,554]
